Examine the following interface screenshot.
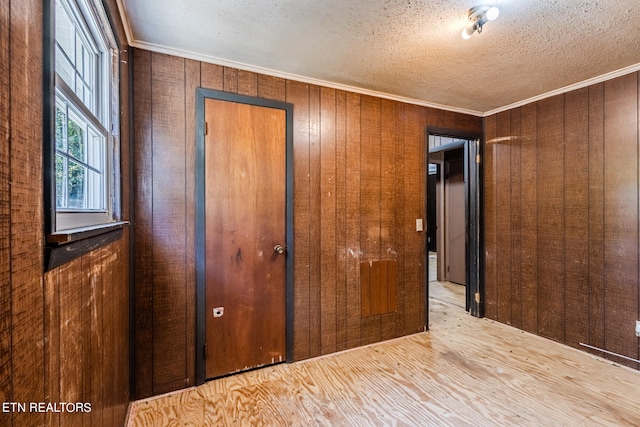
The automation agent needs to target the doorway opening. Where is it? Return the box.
[426,128,483,318]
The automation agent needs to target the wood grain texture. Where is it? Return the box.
[519,103,538,334]
[536,95,566,342]
[0,0,11,412]
[483,114,497,320]
[495,111,512,325]
[509,108,522,328]
[320,87,337,355]
[334,90,348,351]
[201,62,223,91]
[344,91,362,349]
[129,298,640,426]
[588,83,605,351]
[132,47,154,398]
[402,104,425,335]
[308,85,322,358]
[184,58,200,389]
[359,95,382,346]
[287,80,311,361]
[484,72,640,370]
[132,49,483,398]
[603,74,639,368]
[563,88,589,348]
[9,1,45,425]
[151,53,188,394]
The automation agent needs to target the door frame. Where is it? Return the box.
[195,89,294,385]
[426,127,483,318]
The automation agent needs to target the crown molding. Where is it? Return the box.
[126,39,485,117]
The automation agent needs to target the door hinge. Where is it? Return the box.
[204,342,207,358]
[205,121,209,136]
[476,154,481,164]
[475,292,481,304]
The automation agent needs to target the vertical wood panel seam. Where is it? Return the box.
[149,53,155,395]
[562,94,567,343]
[587,86,595,345]
[535,102,539,335]
[183,60,188,385]
[601,84,605,351]
[7,0,13,409]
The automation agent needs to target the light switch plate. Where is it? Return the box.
[416,219,424,232]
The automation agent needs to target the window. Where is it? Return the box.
[53,0,118,231]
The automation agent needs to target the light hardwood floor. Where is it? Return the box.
[127,281,640,426]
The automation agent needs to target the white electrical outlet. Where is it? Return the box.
[636,321,640,337]
[416,219,424,232]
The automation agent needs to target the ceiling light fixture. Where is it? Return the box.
[461,5,500,40]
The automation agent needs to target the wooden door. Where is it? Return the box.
[204,98,286,379]
[445,157,466,285]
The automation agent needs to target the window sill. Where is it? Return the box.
[45,221,129,271]
[48,221,129,244]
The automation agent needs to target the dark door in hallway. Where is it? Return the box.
[445,156,466,285]
[203,98,286,379]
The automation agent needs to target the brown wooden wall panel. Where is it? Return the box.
[588,84,605,351]
[495,111,512,324]
[184,59,200,389]
[603,74,639,368]
[536,95,566,342]
[132,48,154,398]
[308,85,322,357]
[519,103,538,334]
[151,53,188,394]
[344,91,362,349]
[509,108,522,329]
[359,96,382,346]
[320,87,338,355]
[563,88,589,348]
[392,103,406,339]
[9,2,45,425]
[380,99,398,341]
[0,2,131,425]
[401,104,425,334]
[335,91,348,351]
[0,0,11,412]
[484,71,640,369]
[483,115,497,319]
[288,81,311,360]
[131,48,483,399]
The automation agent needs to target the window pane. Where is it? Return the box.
[67,114,85,161]
[55,154,66,208]
[55,107,66,150]
[55,1,75,64]
[87,169,103,209]
[87,128,103,170]
[55,45,76,90]
[67,160,85,209]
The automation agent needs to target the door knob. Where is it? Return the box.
[273,244,285,254]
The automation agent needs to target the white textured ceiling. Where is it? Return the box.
[117,0,640,116]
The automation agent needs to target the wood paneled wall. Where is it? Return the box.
[0,1,131,425]
[484,72,640,368]
[131,48,483,399]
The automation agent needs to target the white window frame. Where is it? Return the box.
[54,0,119,231]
